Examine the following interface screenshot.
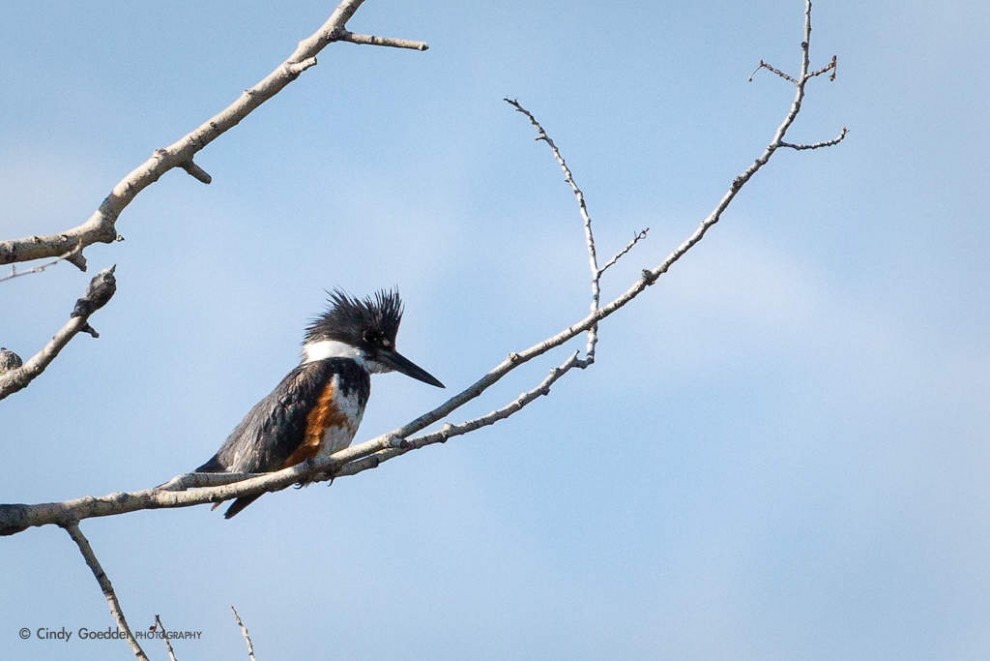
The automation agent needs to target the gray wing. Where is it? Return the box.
[195,361,333,474]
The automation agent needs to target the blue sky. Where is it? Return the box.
[2,1,988,659]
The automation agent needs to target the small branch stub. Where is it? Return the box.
[285,57,319,77]
[332,29,429,51]
[179,160,212,184]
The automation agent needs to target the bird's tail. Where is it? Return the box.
[222,495,261,519]
[194,455,261,518]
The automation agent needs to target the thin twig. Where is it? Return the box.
[780,127,848,150]
[154,615,178,661]
[809,54,838,80]
[231,606,258,661]
[0,250,72,283]
[62,522,148,660]
[599,228,650,276]
[504,98,605,362]
[408,351,582,449]
[749,59,796,83]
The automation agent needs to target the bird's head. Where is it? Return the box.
[302,288,444,388]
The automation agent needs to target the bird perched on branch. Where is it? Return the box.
[196,289,444,518]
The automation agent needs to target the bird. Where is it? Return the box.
[196,288,444,518]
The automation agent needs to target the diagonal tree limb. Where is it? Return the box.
[62,522,148,660]
[154,615,178,661]
[0,267,117,400]
[0,0,427,271]
[231,606,258,661]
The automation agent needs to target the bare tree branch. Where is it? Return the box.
[0,0,427,271]
[154,615,178,661]
[231,606,258,661]
[780,126,848,150]
[333,29,429,51]
[504,97,609,364]
[0,266,117,400]
[749,59,797,84]
[599,229,650,276]
[0,246,81,283]
[810,54,838,80]
[0,0,844,538]
[62,522,148,660]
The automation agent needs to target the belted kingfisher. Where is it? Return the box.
[196,288,444,518]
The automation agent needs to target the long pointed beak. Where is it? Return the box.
[377,349,445,388]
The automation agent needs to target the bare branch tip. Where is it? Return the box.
[335,31,429,51]
[751,59,797,84]
[748,60,765,82]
